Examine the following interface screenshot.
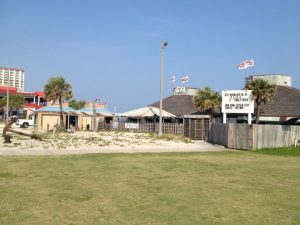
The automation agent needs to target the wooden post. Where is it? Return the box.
[189,118,191,139]
[252,124,257,150]
[223,113,227,124]
[3,117,41,143]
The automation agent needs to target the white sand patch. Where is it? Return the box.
[0,127,225,155]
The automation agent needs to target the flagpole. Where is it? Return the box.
[187,76,189,87]
[159,41,168,137]
[173,76,176,89]
[170,76,176,90]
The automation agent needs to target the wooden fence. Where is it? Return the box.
[102,122,184,135]
[256,124,300,149]
[209,123,300,150]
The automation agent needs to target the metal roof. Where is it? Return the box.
[79,108,114,117]
[36,106,77,113]
[36,106,114,117]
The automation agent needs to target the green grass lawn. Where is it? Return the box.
[0,151,299,225]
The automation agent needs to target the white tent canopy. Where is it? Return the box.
[118,106,176,118]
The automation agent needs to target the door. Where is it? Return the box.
[184,118,209,140]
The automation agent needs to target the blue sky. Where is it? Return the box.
[0,0,299,112]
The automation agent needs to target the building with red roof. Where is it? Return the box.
[0,82,46,118]
[0,66,47,117]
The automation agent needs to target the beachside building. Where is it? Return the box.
[150,87,212,140]
[257,85,300,124]
[0,86,46,119]
[35,106,114,132]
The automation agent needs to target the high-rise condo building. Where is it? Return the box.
[0,67,25,91]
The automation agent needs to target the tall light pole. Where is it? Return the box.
[158,41,168,136]
[6,70,10,124]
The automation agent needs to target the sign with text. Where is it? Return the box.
[222,90,254,114]
[125,123,139,129]
[173,87,187,95]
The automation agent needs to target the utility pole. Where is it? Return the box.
[6,70,10,124]
[92,100,97,132]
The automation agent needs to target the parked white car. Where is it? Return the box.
[16,115,35,128]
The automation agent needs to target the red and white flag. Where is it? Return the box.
[237,59,255,70]
[170,75,175,83]
[181,75,189,83]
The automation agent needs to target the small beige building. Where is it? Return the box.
[35,106,114,131]
[78,108,114,131]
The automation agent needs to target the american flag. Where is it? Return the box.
[181,75,189,83]
[237,59,255,70]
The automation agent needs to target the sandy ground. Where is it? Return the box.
[0,125,225,155]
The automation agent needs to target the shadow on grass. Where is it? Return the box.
[255,147,300,156]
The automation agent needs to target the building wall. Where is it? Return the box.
[0,67,25,91]
[37,111,108,131]
[37,113,60,131]
[37,113,69,131]
[82,116,92,130]
[246,74,292,87]
[81,115,105,130]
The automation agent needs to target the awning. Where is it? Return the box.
[118,106,176,118]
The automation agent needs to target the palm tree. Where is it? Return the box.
[68,99,86,110]
[44,76,73,127]
[0,94,25,118]
[194,86,221,112]
[245,79,276,124]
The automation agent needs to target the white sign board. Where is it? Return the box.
[125,123,139,129]
[112,122,119,129]
[222,90,254,114]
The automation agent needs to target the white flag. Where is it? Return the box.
[170,75,175,83]
[237,59,255,70]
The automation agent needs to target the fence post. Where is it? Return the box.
[226,123,229,148]
[252,124,257,150]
